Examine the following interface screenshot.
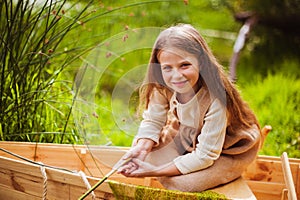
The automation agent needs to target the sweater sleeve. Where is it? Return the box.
[135,90,169,145]
[173,99,227,174]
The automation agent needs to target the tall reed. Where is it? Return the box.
[0,0,94,143]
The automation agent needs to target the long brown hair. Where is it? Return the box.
[139,24,259,131]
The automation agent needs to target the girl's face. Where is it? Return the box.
[158,48,200,96]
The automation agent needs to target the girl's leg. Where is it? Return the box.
[159,143,259,192]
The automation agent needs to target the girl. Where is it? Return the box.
[117,24,261,192]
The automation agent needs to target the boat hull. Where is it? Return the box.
[0,141,299,199]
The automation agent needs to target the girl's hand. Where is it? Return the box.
[122,138,155,161]
[115,138,154,173]
[118,159,181,177]
[116,138,181,177]
[117,158,158,177]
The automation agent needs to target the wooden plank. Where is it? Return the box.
[0,141,129,177]
[212,177,257,199]
[0,185,41,200]
[0,155,116,199]
[0,167,44,197]
[0,154,162,199]
[246,181,285,200]
[243,156,300,184]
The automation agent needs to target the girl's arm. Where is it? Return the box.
[134,89,169,145]
[173,99,227,174]
[118,159,181,177]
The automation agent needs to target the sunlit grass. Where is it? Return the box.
[240,73,300,158]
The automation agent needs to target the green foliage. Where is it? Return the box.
[0,0,95,143]
[240,73,300,158]
[87,92,135,146]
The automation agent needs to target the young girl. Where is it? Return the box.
[117,24,261,192]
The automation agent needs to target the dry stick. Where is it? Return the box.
[78,158,131,200]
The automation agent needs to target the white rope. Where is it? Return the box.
[39,163,47,200]
[79,171,96,200]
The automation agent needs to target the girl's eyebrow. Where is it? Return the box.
[160,59,190,66]
[160,63,170,67]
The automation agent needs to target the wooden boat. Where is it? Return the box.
[0,141,299,200]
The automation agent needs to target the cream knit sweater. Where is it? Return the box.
[136,87,227,174]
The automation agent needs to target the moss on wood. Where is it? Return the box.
[108,180,228,200]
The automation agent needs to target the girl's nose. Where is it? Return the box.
[173,69,183,79]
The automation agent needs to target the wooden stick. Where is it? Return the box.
[281,152,297,200]
[78,158,131,200]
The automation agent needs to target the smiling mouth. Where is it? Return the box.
[172,80,188,87]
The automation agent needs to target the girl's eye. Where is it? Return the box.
[162,65,172,71]
[181,63,190,68]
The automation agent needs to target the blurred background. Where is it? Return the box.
[0,0,299,157]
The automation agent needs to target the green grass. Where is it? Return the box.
[240,73,300,158]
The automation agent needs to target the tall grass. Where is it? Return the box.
[0,0,95,143]
[240,73,300,158]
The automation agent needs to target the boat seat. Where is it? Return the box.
[212,177,257,199]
